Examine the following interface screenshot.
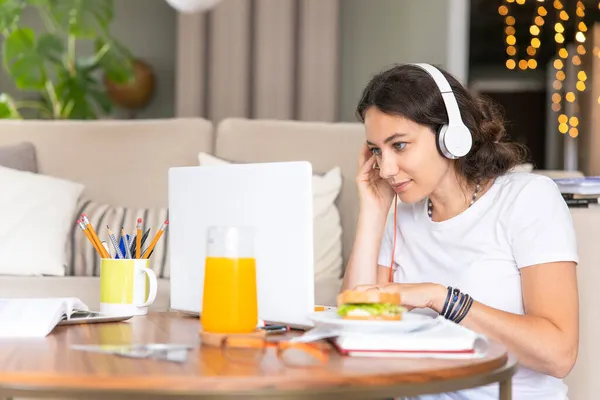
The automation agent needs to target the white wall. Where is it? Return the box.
[338,0,452,122]
[0,0,176,119]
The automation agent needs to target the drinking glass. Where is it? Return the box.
[201,226,258,334]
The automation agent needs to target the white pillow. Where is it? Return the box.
[0,166,84,276]
[197,152,343,282]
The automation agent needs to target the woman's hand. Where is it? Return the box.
[354,282,447,312]
[356,143,395,212]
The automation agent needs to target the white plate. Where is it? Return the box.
[308,310,439,333]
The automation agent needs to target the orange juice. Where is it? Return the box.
[201,256,258,333]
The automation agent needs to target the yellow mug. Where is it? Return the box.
[100,259,158,316]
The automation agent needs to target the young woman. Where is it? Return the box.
[342,63,579,400]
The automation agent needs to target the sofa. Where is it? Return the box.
[0,117,597,399]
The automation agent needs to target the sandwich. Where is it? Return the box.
[336,289,405,321]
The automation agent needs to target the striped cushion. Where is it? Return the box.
[66,199,170,279]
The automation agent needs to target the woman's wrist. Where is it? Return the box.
[429,283,450,313]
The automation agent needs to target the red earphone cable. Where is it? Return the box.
[388,193,398,283]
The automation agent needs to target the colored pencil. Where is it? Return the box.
[77,219,103,257]
[81,214,110,258]
[141,220,169,259]
[106,226,125,259]
[136,218,142,258]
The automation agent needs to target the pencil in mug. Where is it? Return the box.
[81,214,110,258]
[76,219,102,257]
[106,225,125,259]
[122,227,132,259]
[136,218,142,259]
[141,221,169,259]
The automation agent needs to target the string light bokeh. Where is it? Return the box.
[501,0,591,139]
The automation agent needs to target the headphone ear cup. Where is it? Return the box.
[436,125,450,159]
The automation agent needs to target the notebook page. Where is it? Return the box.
[0,298,88,338]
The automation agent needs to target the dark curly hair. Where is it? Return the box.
[356,64,529,187]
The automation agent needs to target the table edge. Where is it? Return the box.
[0,356,518,399]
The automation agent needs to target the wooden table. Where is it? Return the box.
[0,312,516,399]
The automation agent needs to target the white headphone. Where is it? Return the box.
[411,63,472,159]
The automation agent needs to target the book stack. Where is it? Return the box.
[330,318,489,359]
[553,177,600,208]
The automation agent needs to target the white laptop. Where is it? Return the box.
[168,161,316,328]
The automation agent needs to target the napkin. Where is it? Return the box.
[294,317,489,359]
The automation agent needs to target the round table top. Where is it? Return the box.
[0,312,516,399]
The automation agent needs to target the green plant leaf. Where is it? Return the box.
[47,0,113,38]
[0,93,22,118]
[2,28,46,90]
[0,0,25,36]
[37,33,63,64]
[95,35,134,84]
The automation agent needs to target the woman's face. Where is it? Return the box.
[364,106,452,203]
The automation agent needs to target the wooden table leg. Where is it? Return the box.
[499,377,512,400]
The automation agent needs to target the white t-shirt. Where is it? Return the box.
[377,172,579,400]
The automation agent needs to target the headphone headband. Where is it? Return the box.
[411,63,464,127]
[409,63,472,159]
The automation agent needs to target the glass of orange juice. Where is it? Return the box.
[201,226,258,334]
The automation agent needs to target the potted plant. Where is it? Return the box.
[0,0,135,119]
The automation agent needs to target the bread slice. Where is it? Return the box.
[336,289,401,307]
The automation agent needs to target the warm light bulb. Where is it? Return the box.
[506,26,516,35]
[527,46,536,56]
[506,16,516,25]
[572,56,582,65]
[579,22,588,32]
[532,38,541,48]
[578,71,587,81]
[498,5,509,15]
[557,71,566,80]
[507,35,517,45]
[528,59,538,69]
[507,46,517,56]
[538,6,548,16]
[577,45,586,55]
[569,128,579,138]
[554,0,563,10]
[566,92,575,102]
[555,22,564,33]
[559,10,569,20]
[519,60,528,70]
[559,114,568,124]
[553,80,563,90]
[506,59,517,70]
[576,32,586,43]
[535,16,545,25]
[552,93,562,103]
[555,33,565,43]
[530,25,540,35]
[577,81,586,91]
[552,103,561,112]
[554,59,564,69]
[559,48,569,58]
[559,123,569,133]
[569,116,579,127]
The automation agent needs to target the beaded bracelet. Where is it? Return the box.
[439,286,474,324]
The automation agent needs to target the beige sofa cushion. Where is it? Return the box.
[0,118,214,209]
[214,118,365,271]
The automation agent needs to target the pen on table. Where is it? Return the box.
[141,221,168,259]
[106,226,125,259]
